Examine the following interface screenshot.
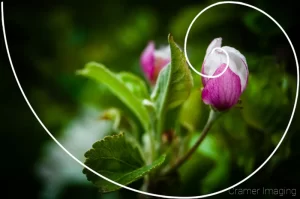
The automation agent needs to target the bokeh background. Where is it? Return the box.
[1,0,299,198]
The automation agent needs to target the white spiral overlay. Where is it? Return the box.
[2,1,299,198]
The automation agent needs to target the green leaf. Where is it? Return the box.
[77,62,150,130]
[151,34,193,133]
[83,132,166,193]
[116,72,149,99]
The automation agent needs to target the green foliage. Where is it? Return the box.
[8,1,299,198]
[178,152,215,196]
[116,72,149,99]
[243,10,281,36]
[83,132,166,193]
[77,31,297,195]
[179,133,230,194]
[79,35,196,193]
[151,34,193,133]
[74,29,297,196]
[241,70,293,132]
[179,89,207,132]
[170,4,237,39]
[77,62,150,131]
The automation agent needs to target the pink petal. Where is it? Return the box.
[140,41,155,81]
[202,63,242,111]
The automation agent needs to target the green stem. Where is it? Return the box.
[143,99,157,163]
[149,128,156,162]
[162,109,220,176]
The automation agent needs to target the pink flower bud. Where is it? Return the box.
[201,38,249,111]
[140,41,171,84]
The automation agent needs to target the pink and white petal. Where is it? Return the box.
[140,41,155,81]
[222,46,249,91]
[202,63,242,111]
[205,38,222,58]
[202,50,229,76]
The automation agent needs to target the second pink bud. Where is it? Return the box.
[140,41,171,85]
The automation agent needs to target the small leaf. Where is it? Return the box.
[77,62,150,130]
[83,133,166,193]
[117,72,149,99]
[151,34,193,133]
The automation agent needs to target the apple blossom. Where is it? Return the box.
[140,41,171,85]
[201,38,249,111]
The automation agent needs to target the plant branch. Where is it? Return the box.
[142,99,157,163]
[149,128,156,162]
[162,109,220,176]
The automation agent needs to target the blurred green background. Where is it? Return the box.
[1,0,299,198]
